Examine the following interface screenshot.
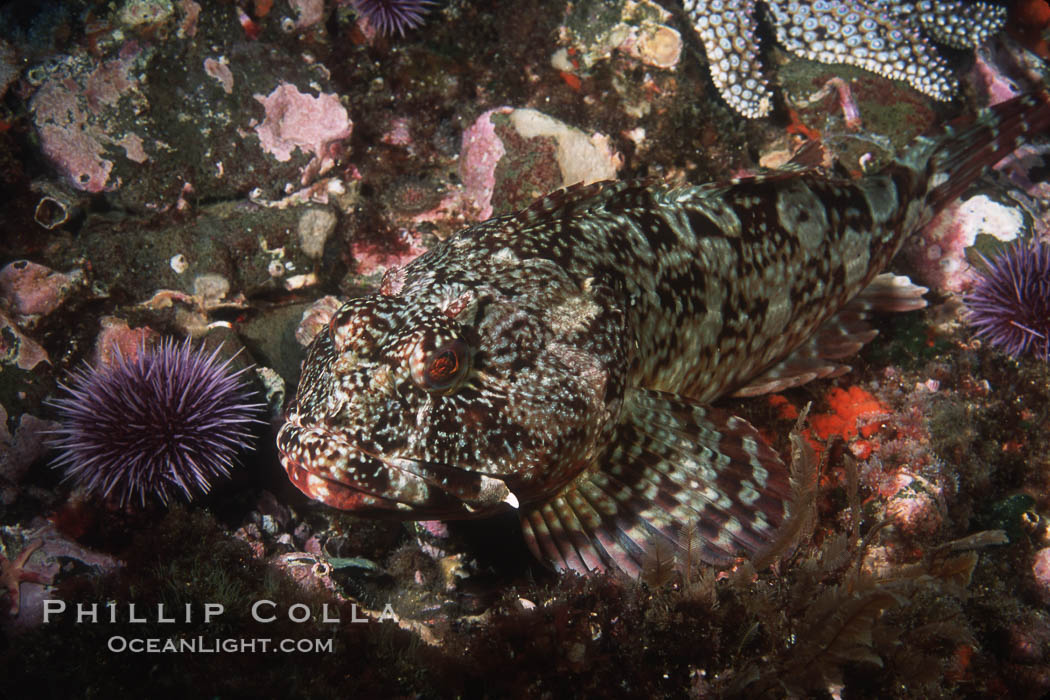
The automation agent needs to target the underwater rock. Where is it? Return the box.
[92,317,160,367]
[0,412,54,496]
[253,83,353,185]
[25,1,352,212]
[554,0,682,72]
[460,107,621,219]
[74,199,342,306]
[296,207,338,260]
[0,261,82,324]
[1032,547,1050,606]
[0,312,48,370]
[1,523,121,633]
[913,194,1026,294]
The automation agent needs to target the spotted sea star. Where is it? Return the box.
[682,0,1007,118]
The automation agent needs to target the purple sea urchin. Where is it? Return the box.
[350,0,434,36]
[965,240,1050,361]
[47,338,264,507]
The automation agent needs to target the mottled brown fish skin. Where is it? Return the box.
[278,93,1050,576]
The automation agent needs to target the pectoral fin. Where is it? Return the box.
[733,273,927,397]
[521,388,791,577]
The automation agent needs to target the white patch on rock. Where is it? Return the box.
[297,207,337,259]
[508,108,621,187]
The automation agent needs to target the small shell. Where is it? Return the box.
[170,254,189,274]
[633,25,681,69]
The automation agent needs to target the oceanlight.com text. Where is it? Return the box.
[106,635,335,653]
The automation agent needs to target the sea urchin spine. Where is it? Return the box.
[47,337,265,507]
[350,0,435,37]
[964,239,1050,362]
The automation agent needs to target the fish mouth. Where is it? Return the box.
[276,415,517,519]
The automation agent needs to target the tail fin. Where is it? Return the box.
[907,92,1050,212]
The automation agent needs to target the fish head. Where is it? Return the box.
[277,268,627,519]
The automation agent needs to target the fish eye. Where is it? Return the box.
[410,337,470,393]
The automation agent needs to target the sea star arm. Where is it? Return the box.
[681,0,1006,119]
[684,0,773,118]
[2,539,52,616]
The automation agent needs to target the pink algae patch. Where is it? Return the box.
[204,58,234,94]
[37,123,112,193]
[0,261,78,317]
[290,0,324,28]
[459,107,510,220]
[177,0,202,37]
[32,79,113,192]
[30,53,143,193]
[253,83,352,165]
[1032,547,1050,605]
[350,231,427,277]
[93,317,160,368]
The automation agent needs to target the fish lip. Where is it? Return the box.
[279,409,509,479]
[278,414,516,515]
[280,448,395,512]
[277,420,443,513]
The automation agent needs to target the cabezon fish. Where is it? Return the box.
[277,93,1050,577]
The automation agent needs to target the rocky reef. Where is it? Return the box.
[2,0,1050,697]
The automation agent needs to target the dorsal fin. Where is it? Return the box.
[906,92,1050,211]
[785,139,826,170]
[510,179,672,228]
[519,180,620,218]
